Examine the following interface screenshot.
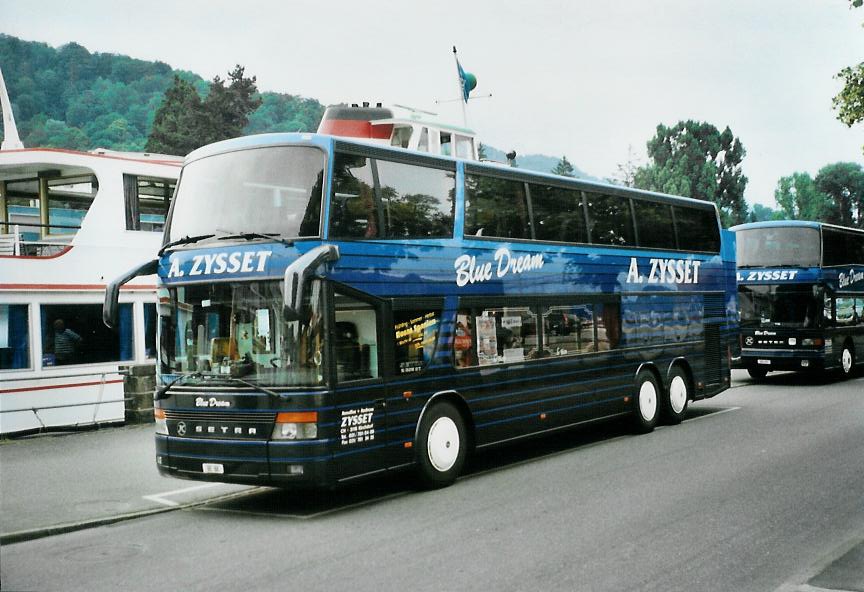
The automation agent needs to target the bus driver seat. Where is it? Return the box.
[335,321,362,379]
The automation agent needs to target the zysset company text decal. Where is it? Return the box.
[626,257,702,285]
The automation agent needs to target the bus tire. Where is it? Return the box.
[662,366,690,425]
[632,370,660,433]
[747,366,768,380]
[415,401,467,489]
[840,343,855,379]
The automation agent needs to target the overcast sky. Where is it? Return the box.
[3,0,863,207]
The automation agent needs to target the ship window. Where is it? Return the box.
[418,127,429,152]
[41,304,133,367]
[391,126,412,149]
[144,303,157,359]
[455,135,473,159]
[0,304,30,371]
[3,174,95,241]
[125,175,176,232]
[440,132,452,156]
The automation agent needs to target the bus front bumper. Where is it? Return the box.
[739,348,826,372]
[155,434,333,487]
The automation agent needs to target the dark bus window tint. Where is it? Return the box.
[376,160,455,238]
[586,193,635,246]
[393,310,441,374]
[543,305,595,356]
[464,175,531,239]
[673,206,720,253]
[633,200,676,250]
[531,184,588,243]
[595,302,621,350]
[330,153,379,238]
[144,303,157,359]
[823,228,864,266]
[41,304,133,366]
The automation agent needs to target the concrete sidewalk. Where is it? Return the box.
[0,424,252,543]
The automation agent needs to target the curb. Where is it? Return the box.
[0,488,260,545]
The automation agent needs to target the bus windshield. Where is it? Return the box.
[736,227,821,268]
[738,284,822,328]
[159,280,325,387]
[168,146,324,242]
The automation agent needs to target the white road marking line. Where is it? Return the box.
[142,483,223,507]
[686,406,741,422]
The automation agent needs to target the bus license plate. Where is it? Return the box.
[757,359,771,365]
[202,463,224,474]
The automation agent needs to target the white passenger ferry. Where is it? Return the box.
[0,69,181,435]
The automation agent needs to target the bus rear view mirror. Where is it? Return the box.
[283,245,340,321]
[103,258,159,329]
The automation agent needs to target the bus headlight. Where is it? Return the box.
[271,412,318,440]
[801,338,824,347]
[154,408,168,435]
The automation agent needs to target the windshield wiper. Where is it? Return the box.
[154,371,204,401]
[216,374,286,399]
[158,234,216,256]
[215,230,294,248]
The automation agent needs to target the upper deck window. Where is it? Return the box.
[633,200,676,250]
[329,152,455,239]
[531,184,588,244]
[464,174,531,239]
[4,174,95,241]
[736,226,819,268]
[673,206,721,253]
[168,146,324,242]
[823,228,864,266]
[586,192,635,246]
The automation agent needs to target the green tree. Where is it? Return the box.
[633,120,749,227]
[748,203,781,222]
[145,75,203,155]
[552,155,575,177]
[833,1,864,154]
[815,162,864,227]
[199,65,262,146]
[773,172,830,221]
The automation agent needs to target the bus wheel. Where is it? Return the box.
[415,401,467,489]
[840,344,855,378]
[747,366,768,380]
[632,371,660,433]
[662,366,690,425]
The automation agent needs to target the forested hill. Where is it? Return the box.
[0,35,325,152]
[0,35,592,179]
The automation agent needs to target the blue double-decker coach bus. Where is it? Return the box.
[105,132,736,489]
[731,220,864,380]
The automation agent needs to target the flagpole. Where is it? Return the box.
[453,46,468,128]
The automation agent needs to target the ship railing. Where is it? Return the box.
[0,222,80,257]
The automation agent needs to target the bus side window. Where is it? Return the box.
[334,293,379,381]
[595,301,621,350]
[454,312,476,368]
[543,304,596,355]
[393,309,441,374]
[823,294,834,326]
[329,154,379,238]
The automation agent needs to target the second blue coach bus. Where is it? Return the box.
[106,133,736,489]
[732,220,864,380]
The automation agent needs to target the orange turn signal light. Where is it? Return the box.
[154,408,166,419]
[275,411,318,423]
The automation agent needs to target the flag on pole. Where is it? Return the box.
[453,47,477,103]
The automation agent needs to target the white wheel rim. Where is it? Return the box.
[842,349,853,373]
[669,375,688,414]
[638,380,658,422]
[427,417,460,473]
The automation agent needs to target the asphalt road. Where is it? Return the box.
[2,370,863,592]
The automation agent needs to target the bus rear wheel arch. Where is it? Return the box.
[662,364,691,425]
[632,368,660,433]
[415,400,469,489]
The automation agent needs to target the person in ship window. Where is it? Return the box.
[53,319,83,365]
